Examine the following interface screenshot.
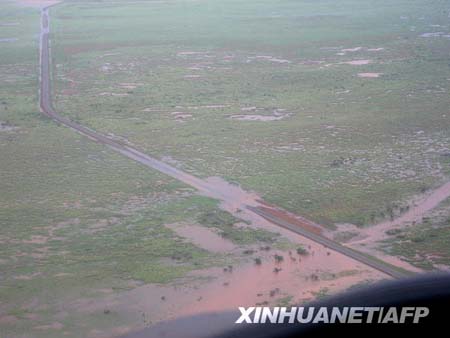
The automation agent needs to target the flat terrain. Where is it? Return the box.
[1,0,450,337]
[0,1,302,336]
[52,0,450,227]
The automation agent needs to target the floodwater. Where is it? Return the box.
[166,223,236,253]
[69,245,382,337]
[178,248,379,316]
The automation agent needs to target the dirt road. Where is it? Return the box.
[39,6,411,279]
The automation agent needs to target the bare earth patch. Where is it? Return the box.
[247,55,292,64]
[230,108,291,122]
[341,47,363,52]
[98,92,129,97]
[420,32,450,38]
[358,72,383,78]
[230,115,286,121]
[342,60,372,65]
[0,38,18,43]
[118,83,142,90]
[0,121,19,132]
[22,235,48,244]
[337,47,384,55]
[171,111,193,121]
[14,272,42,280]
[183,74,202,79]
[0,315,18,325]
[35,322,64,330]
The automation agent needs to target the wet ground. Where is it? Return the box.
[67,241,383,338]
[28,3,450,337]
[166,223,237,253]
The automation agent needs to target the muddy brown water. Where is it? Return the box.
[166,223,236,253]
[69,245,383,336]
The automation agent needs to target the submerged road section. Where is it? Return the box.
[247,206,409,279]
[39,6,410,279]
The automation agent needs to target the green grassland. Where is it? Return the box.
[52,0,450,228]
[0,1,286,336]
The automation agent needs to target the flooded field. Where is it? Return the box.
[65,241,383,337]
[166,223,237,253]
[2,0,450,337]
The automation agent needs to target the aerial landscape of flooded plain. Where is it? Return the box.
[1,0,450,337]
